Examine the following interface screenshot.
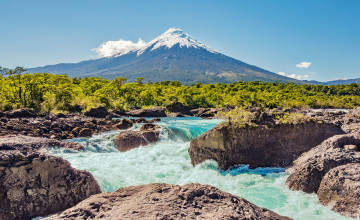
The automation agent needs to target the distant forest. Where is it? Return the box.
[1,67,360,113]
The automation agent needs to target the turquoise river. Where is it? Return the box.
[48,117,355,220]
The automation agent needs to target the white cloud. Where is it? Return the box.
[277,72,308,80]
[296,61,312,68]
[93,38,147,57]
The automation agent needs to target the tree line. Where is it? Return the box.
[1,66,360,113]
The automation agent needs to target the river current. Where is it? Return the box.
[48,117,352,220]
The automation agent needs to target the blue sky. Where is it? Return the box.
[0,0,359,82]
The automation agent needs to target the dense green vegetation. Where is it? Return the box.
[1,66,360,113]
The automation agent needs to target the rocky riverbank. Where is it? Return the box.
[189,107,360,218]
[0,136,101,220]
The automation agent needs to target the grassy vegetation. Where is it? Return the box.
[216,108,313,128]
[1,67,360,114]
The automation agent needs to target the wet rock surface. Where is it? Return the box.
[114,123,160,152]
[45,183,291,220]
[317,163,360,218]
[0,148,100,220]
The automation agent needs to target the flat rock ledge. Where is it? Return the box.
[45,183,291,220]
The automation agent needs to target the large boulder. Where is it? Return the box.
[286,133,360,193]
[84,107,110,118]
[126,107,166,117]
[317,163,360,218]
[5,108,38,118]
[189,121,344,170]
[45,183,291,220]
[165,101,192,115]
[114,124,160,152]
[0,151,100,220]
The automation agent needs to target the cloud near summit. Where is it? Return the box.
[93,38,147,57]
[296,61,312,68]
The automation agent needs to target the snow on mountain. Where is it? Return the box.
[137,27,218,55]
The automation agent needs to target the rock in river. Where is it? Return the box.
[45,183,291,220]
[114,124,160,152]
[189,121,343,170]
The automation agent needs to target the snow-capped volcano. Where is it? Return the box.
[102,28,217,58]
[28,28,302,84]
[136,28,217,55]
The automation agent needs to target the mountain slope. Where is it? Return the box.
[28,28,302,84]
[324,78,360,85]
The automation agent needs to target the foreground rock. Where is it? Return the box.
[0,150,100,220]
[317,163,360,218]
[189,121,343,170]
[46,183,291,220]
[114,124,160,152]
[126,107,166,117]
[286,133,360,193]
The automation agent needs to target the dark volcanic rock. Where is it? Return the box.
[45,183,291,220]
[190,108,220,118]
[317,163,360,218]
[0,151,100,220]
[140,123,159,131]
[78,128,93,137]
[114,124,160,152]
[286,133,360,193]
[189,121,344,170]
[114,119,134,130]
[166,101,192,115]
[126,107,166,117]
[5,108,38,118]
[84,107,110,118]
